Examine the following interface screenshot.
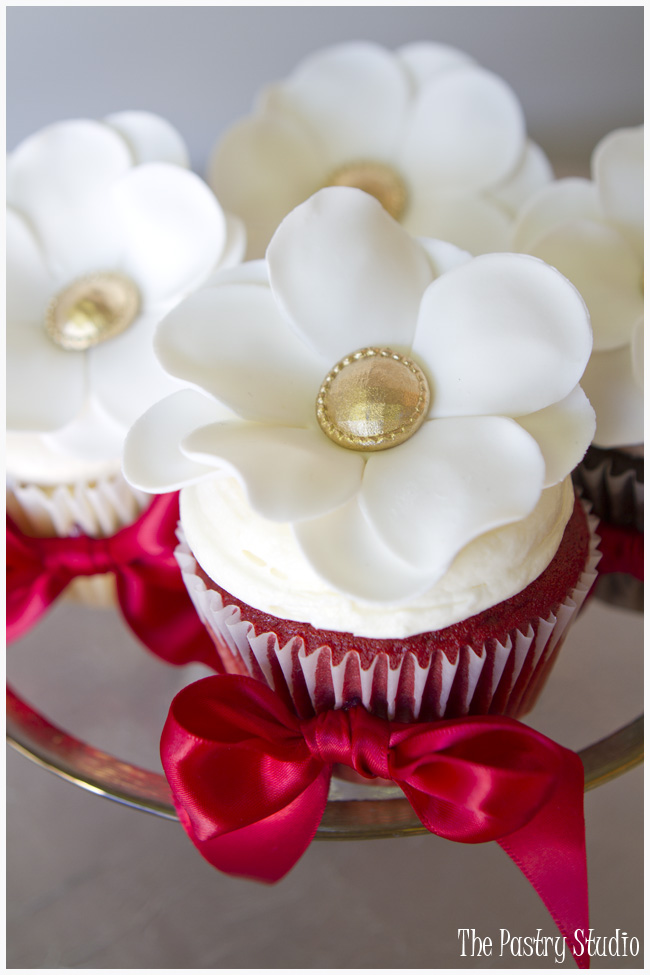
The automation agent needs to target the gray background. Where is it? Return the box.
[7,6,644,171]
[6,5,644,970]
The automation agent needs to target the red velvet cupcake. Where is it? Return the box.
[124,189,599,725]
[177,486,598,723]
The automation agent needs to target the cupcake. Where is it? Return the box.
[513,126,643,534]
[7,112,245,615]
[124,187,598,720]
[208,41,553,259]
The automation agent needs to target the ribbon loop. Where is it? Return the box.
[390,719,561,842]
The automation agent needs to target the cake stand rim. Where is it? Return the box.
[6,684,643,840]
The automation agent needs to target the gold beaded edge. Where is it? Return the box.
[316,347,430,450]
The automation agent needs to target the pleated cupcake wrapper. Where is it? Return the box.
[7,472,150,538]
[6,472,150,609]
[573,453,643,532]
[176,507,600,722]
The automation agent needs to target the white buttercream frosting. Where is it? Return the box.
[6,431,123,487]
[180,474,574,639]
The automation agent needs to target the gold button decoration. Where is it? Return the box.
[45,272,141,351]
[324,161,408,222]
[316,348,430,451]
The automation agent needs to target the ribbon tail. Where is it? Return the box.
[115,569,219,668]
[176,771,331,884]
[497,752,589,969]
[125,492,182,556]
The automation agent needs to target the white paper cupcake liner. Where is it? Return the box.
[7,472,151,608]
[175,506,600,722]
[7,472,150,538]
[573,448,643,532]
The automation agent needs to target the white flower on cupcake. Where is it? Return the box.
[7,112,246,474]
[124,187,595,602]
[209,41,552,259]
[513,125,643,448]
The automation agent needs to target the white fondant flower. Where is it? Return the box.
[513,126,643,447]
[124,188,594,602]
[209,41,552,259]
[7,113,246,466]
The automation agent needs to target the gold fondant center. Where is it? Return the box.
[324,161,407,221]
[45,272,141,351]
[316,348,430,451]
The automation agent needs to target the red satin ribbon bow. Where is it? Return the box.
[6,493,216,668]
[162,674,589,969]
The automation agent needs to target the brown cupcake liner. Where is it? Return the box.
[176,505,600,723]
[572,446,643,531]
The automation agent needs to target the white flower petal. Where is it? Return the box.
[415,238,472,280]
[217,213,248,269]
[581,347,644,448]
[267,187,432,362]
[7,119,129,277]
[490,140,554,217]
[397,41,475,87]
[7,208,55,325]
[399,66,525,193]
[515,386,596,487]
[412,253,592,418]
[155,284,328,424]
[123,389,233,492]
[201,259,269,290]
[263,42,409,163]
[360,417,544,576]
[182,423,364,523]
[631,317,644,389]
[104,111,190,167]
[89,307,185,431]
[208,111,324,259]
[294,497,435,602]
[114,163,228,303]
[594,126,643,256]
[43,395,126,463]
[404,191,511,255]
[512,178,600,252]
[528,220,643,351]
[7,325,86,433]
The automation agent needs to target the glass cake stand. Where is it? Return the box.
[6,576,643,841]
